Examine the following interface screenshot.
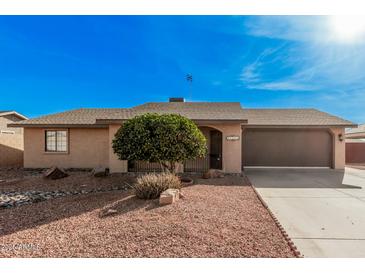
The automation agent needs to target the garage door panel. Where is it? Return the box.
[243,129,332,167]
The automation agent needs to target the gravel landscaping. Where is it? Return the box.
[0,168,134,209]
[0,168,134,193]
[0,171,296,258]
[0,187,129,209]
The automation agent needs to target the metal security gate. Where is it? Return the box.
[184,156,209,172]
[128,161,163,172]
[128,158,210,173]
[127,127,221,173]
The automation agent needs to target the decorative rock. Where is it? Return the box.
[202,169,225,179]
[105,209,118,216]
[92,167,109,177]
[43,167,69,180]
[180,177,194,186]
[159,188,180,205]
[0,183,131,210]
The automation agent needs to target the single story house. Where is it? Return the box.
[9,98,356,173]
[0,111,28,167]
[345,124,365,164]
[346,124,365,139]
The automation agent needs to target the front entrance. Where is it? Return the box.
[209,130,222,169]
[184,127,223,172]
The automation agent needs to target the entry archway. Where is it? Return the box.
[184,126,223,172]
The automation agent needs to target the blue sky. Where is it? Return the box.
[0,16,365,122]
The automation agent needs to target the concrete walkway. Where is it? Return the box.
[246,167,365,258]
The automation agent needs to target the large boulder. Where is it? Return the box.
[202,169,224,179]
[159,188,180,205]
[43,167,69,180]
[92,167,109,177]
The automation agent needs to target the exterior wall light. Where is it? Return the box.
[338,133,344,142]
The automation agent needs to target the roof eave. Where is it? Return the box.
[243,124,357,128]
[346,131,365,136]
[95,118,248,125]
[8,123,108,128]
[0,111,28,120]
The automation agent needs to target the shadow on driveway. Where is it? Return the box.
[245,168,361,189]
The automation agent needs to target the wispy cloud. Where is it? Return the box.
[240,44,320,91]
[240,16,365,92]
[244,16,331,43]
[240,47,280,82]
[248,81,318,91]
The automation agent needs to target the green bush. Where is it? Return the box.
[112,113,207,173]
[134,173,181,199]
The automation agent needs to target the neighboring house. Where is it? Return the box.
[9,98,356,173]
[0,111,28,167]
[345,124,365,164]
[346,124,365,139]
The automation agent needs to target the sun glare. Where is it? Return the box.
[330,15,365,42]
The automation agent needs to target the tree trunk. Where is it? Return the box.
[158,161,176,174]
[159,161,170,173]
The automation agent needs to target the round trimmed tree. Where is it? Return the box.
[112,113,207,173]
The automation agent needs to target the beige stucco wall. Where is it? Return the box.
[24,127,109,169]
[203,123,242,173]
[330,127,346,169]
[21,124,345,172]
[0,134,23,167]
[0,115,24,167]
[0,115,23,134]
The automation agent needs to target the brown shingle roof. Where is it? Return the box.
[9,108,135,127]
[10,103,247,127]
[9,102,356,128]
[242,108,355,127]
[130,102,246,120]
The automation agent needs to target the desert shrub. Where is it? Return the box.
[112,113,207,173]
[134,173,181,199]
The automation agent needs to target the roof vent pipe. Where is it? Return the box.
[169,97,185,102]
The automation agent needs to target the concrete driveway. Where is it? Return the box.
[246,167,365,258]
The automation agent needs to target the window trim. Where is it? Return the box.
[44,129,69,154]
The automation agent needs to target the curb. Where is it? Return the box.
[245,176,303,258]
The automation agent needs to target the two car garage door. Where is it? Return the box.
[242,128,333,168]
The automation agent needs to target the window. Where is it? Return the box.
[45,130,68,152]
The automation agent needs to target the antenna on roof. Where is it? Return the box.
[186,73,193,100]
